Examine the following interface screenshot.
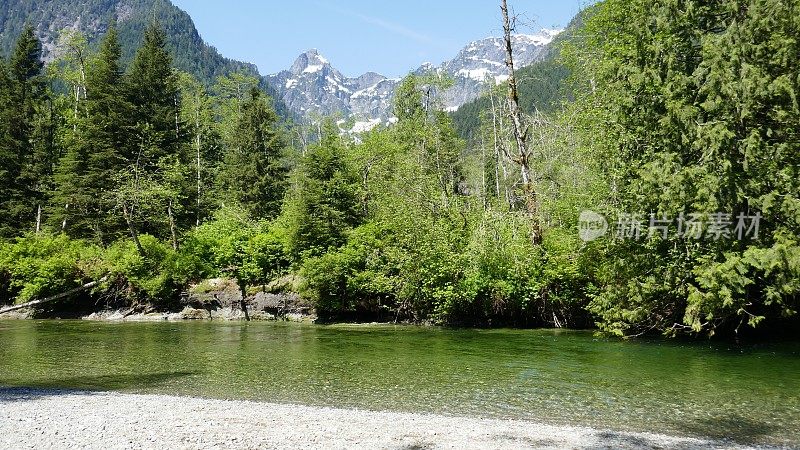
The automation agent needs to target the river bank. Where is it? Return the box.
[0,277,318,323]
[0,388,757,449]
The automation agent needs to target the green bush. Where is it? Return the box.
[104,234,199,305]
[0,233,104,304]
[301,222,396,318]
[181,207,289,290]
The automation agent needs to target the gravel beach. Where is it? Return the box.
[0,388,755,449]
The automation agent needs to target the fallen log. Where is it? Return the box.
[0,276,109,316]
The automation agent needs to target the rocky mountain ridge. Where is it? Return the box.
[267,29,562,128]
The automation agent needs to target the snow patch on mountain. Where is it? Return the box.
[266,29,562,124]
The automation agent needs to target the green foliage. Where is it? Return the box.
[301,222,396,318]
[104,234,189,304]
[446,212,543,325]
[182,207,289,290]
[283,123,363,262]
[126,21,183,170]
[0,25,52,237]
[53,25,130,241]
[300,95,590,326]
[0,1,795,338]
[0,233,104,304]
[217,88,288,219]
[0,232,199,308]
[573,0,800,336]
[452,59,571,142]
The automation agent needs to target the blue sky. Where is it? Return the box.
[171,1,592,78]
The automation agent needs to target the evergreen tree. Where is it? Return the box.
[573,0,800,336]
[123,20,191,240]
[0,26,47,236]
[218,88,287,219]
[213,71,260,148]
[53,25,131,241]
[0,59,18,237]
[126,20,183,169]
[284,121,363,261]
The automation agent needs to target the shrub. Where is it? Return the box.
[0,233,104,304]
[181,207,289,290]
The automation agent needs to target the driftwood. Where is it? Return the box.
[0,276,109,316]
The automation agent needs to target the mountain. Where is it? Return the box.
[0,0,288,116]
[436,31,560,111]
[265,49,398,123]
[267,29,562,126]
[451,11,589,142]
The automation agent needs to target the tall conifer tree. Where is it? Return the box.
[53,25,131,241]
[0,26,47,236]
[218,88,287,219]
[126,20,183,168]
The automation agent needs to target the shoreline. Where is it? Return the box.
[0,306,317,323]
[0,388,761,449]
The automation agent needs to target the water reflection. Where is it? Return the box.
[0,320,797,446]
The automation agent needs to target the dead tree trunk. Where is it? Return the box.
[195,111,202,227]
[62,203,69,231]
[0,276,109,316]
[122,202,145,257]
[168,199,179,251]
[35,205,42,234]
[488,88,510,206]
[501,0,542,245]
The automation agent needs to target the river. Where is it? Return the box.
[0,320,798,446]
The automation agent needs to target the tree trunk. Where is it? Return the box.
[237,281,250,322]
[174,95,180,138]
[122,202,145,257]
[73,86,80,132]
[0,276,109,316]
[480,134,487,210]
[35,204,42,234]
[168,199,179,251]
[196,111,202,227]
[488,89,505,202]
[62,203,69,231]
[501,0,542,245]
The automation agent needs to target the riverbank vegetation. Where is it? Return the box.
[0,0,797,337]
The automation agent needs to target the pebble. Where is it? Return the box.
[0,389,757,449]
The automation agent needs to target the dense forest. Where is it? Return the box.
[0,0,797,338]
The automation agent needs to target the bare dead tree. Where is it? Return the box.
[168,199,179,251]
[195,108,202,226]
[488,86,511,207]
[501,0,542,245]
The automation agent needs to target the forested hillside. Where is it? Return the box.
[451,59,570,142]
[0,0,797,338]
[0,0,287,115]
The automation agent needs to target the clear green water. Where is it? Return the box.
[0,320,798,445]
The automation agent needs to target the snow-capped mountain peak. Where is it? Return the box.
[267,29,562,129]
[290,49,330,75]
